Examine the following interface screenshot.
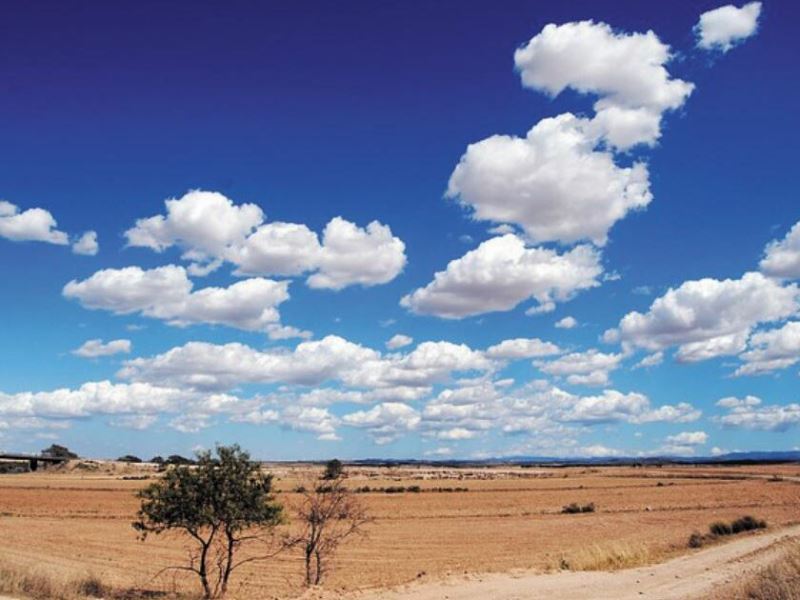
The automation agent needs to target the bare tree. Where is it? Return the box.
[133,445,283,599]
[288,476,371,586]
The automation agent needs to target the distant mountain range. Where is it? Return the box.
[349,450,800,467]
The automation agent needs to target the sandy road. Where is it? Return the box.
[341,524,800,600]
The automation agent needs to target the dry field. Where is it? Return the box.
[0,461,798,599]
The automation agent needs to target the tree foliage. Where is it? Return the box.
[41,444,78,459]
[322,458,343,480]
[288,476,371,586]
[133,445,283,599]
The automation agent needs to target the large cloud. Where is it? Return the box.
[514,20,693,149]
[716,395,800,431]
[63,265,296,334]
[735,321,800,376]
[401,234,602,318]
[0,200,69,245]
[695,2,762,53]
[612,272,799,361]
[446,115,652,246]
[760,221,800,280]
[342,402,420,444]
[125,190,406,289]
[535,349,624,387]
[119,336,491,392]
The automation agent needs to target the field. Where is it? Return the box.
[0,461,798,599]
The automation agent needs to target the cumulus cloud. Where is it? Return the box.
[535,349,624,387]
[343,402,420,444]
[125,190,406,289]
[633,351,664,369]
[401,234,602,318]
[760,221,800,280]
[72,338,131,358]
[695,2,762,53]
[716,395,800,431]
[446,116,652,246]
[306,217,407,290]
[0,380,237,419]
[386,334,413,350]
[514,20,694,149]
[555,316,578,329]
[63,265,294,333]
[665,431,708,445]
[615,272,799,361]
[72,231,99,256]
[735,321,800,376]
[0,200,69,245]
[120,336,491,393]
[485,337,561,360]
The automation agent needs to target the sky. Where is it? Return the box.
[1,1,799,461]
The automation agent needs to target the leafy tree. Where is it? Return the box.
[321,458,343,480]
[288,476,371,586]
[133,445,283,599]
[117,455,142,463]
[165,454,194,465]
[150,456,164,464]
[41,444,78,459]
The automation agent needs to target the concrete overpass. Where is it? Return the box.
[0,453,70,471]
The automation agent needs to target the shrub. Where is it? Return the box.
[710,516,767,537]
[710,521,733,536]
[562,502,596,514]
[407,485,421,493]
[688,532,704,548]
[41,444,78,459]
[77,575,109,597]
[731,515,767,533]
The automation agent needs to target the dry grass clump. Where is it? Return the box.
[557,541,652,571]
[716,542,800,600]
[561,502,596,514]
[0,561,195,600]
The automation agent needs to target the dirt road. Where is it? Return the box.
[342,524,800,600]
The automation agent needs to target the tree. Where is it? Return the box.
[117,455,142,463]
[41,444,78,459]
[288,476,371,586]
[322,458,343,480]
[133,445,283,599]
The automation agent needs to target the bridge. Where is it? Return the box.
[0,453,70,471]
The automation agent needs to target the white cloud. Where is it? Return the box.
[72,338,131,358]
[170,413,211,433]
[535,349,624,387]
[0,200,69,245]
[665,431,708,445]
[695,2,762,53]
[109,414,158,430]
[634,351,663,369]
[716,395,800,431]
[485,337,561,360]
[446,116,652,246]
[555,316,578,329]
[306,217,407,290]
[125,190,406,289]
[0,380,236,418]
[281,406,340,440]
[120,336,491,393]
[343,402,420,444]
[760,221,800,280]
[386,334,413,350]
[514,20,693,149]
[735,321,800,375]
[401,234,602,318]
[63,265,293,333]
[616,272,799,361]
[71,231,99,256]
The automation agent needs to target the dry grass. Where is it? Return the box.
[0,560,198,600]
[715,542,800,599]
[555,541,654,571]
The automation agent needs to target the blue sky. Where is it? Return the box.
[1,1,798,460]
